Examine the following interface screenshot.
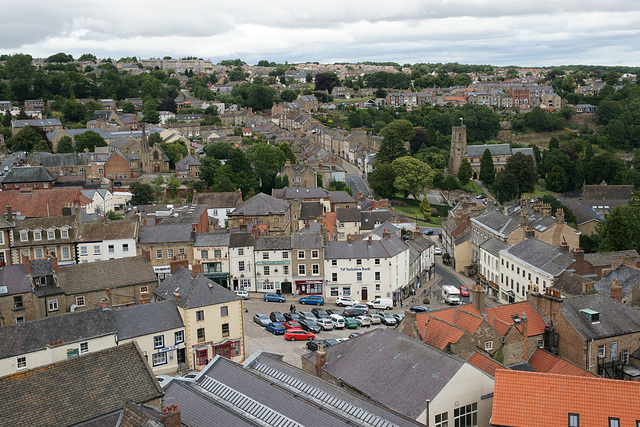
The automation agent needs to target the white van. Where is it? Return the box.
[442,285,461,305]
[366,298,394,310]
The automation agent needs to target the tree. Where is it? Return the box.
[32,140,51,153]
[121,102,137,114]
[205,141,235,160]
[540,195,577,225]
[420,197,431,219]
[376,120,413,163]
[587,152,628,185]
[597,205,640,252]
[141,99,160,124]
[327,181,353,196]
[78,53,97,62]
[2,111,12,128]
[106,210,123,220]
[56,136,74,153]
[280,89,297,102]
[368,163,396,199]
[277,142,297,164]
[158,98,177,113]
[549,137,559,150]
[61,100,86,123]
[162,141,188,166]
[375,89,387,99]
[129,182,155,205]
[246,142,286,191]
[391,156,435,199]
[546,165,568,192]
[147,132,163,146]
[479,149,495,186]
[457,158,472,186]
[8,126,46,152]
[493,152,537,202]
[74,131,107,152]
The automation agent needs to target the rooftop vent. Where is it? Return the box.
[580,309,600,323]
[512,314,521,324]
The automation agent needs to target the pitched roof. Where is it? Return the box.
[56,256,157,294]
[562,199,605,225]
[329,190,355,204]
[471,209,520,238]
[0,308,116,358]
[0,188,93,218]
[336,207,361,222]
[230,192,290,216]
[485,300,548,337]
[299,201,324,220]
[552,270,591,296]
[272,187,330,200]
[595,264,640,301]
[291,231,323,249]
[417,316,466,350]
[466,143,512,157]
[0,264,31,296]
[113,300,184,340]
[420,304,484,334]
[254,235,292,251]
[324,234,408,259]
[503,238,574,276]
[2,166,57,183]
[0,342,163,426]
[360,210,393,231]
[192,191,242,208]
[466,351,505,378]
[527,348,596,377]
[154,266,239,309]
[194,231,231,247]
[76,220,138,242]
[479,236,511,256]
[582,184,634,200]
[491,370,640,427]
[584,249,639,267]
[139,223,194,244]
[228,231,254,247]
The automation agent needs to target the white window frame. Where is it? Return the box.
[152,352,167,366]
[61,229,69,239]
[156,249,163,259]
[80,342,89,354]
[297,250,305,260]
[47,230,55,240]
[76,296,85,307]
[17,356,27,369]
[154,335,164,349]
[238,261,245,272]
[485,341,493,351]
[34,231,42,241]
[48,299,59,312]
[122,243,129,252]
[20,232,28,242]
[80,246,88,256]
[311,250,319,259]
[312,264,319,275]
[298,264,306,275]
[167,248,174,259]
[93,245,100,255]
[61,246,70,260]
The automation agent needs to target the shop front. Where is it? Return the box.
[192,339,242,370]
[153,265,172,281]
[294,277,324,296]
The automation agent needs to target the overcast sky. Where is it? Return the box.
[3,1,640,67]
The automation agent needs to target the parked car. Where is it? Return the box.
[298,310,317,321]
[393,313,405,323]
[345,303,369,312]
[299,295,324,305]
[424,229,434,235]
[330,314,346,329]
[311,308,330,319]
[283,321,302,330]
[434,247,442,255]
[264,293,285,302]
[379,312,397,326]
[283,312,302,322]
[326,309,343,316]
[343,308,368,317]
[266,322,286,335]
[298,318,322,333]
[410,305,432,313]
[366,298,393,310]
[269,312,286,323]
[335,296,357,307]
[233,290,249,299]
[316,317,334,331]
[306,339,340,352]
[344,317,358,329]
[459,286,470,297]
[368,313,382,325]
[348,331,360,339]
[284,329,315,341]
[354,315,372,327]
[253,313,271,326]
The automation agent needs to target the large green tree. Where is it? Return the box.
[457,158,472,186]
[141,99,160,124]
[129,182,155,205]
[493,152,537,202]
[246,142,286,191]
[479,149,495,186]
[391,156,435,199]
[597,205,640,252]
[368,163,396,199]
[376,120,413,163]
[56,136,74,153]
[586,152,628,185]
[8,126,46,152]
[74,131,107,152]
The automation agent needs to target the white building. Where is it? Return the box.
[228,231,255,292]
[76,221,138,263]
[478,237,510,299]
[193,232,231,289]
[254,236,292,294]
[81,189,115,215]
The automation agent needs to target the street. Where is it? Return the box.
[345,173,371,198]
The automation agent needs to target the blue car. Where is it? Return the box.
[264,293,285,302]
[266,322,286,335]
[299,295,324,305]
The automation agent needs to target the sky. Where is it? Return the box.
[3,1,640,67]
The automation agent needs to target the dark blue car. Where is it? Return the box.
[264,293,285,302]
[299,295,324,305]
[266,322,286,335]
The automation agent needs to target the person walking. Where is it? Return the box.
[290,304,294,313]
[292,305,297,313]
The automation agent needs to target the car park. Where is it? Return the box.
[269,312,286,323]
[459,286,470,297]
[266,322,286,335]
[283,312,302,322]
[233,290,249,299]
[299,295,324,305]
[344,317,358,329]
[354,315,371,327]
[284,329,315,341]
[253,313,271,326]
[366,298,393,310]
[306,339,340,352]
[379,313,397,326]
[368,313,382,325]
[409,305,432,313]
[283,321,302,330]
[264,293,285,302]
[335,296,357,307]
[298,318,322,333]
[330,314,346,329]
[343,308,368,317]
[393,313,405,323]
[316,317,334,331]
[311,308,330,319]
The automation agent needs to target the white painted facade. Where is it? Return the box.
[498,249,554,303]
[254,248,292,293]
[77,238,137,263]
[229,243,255,292]
[207,207,234,228]
[119,326,186,375]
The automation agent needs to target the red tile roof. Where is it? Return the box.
[492,370,640,426]
[415,316,465,350]
[0,189,93,218]
[425,305,483,334]
[485,300,547,337]
[467,352,504,378]
[528,348,596,378]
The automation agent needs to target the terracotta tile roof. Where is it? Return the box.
[322,211,337,238]
[467,352,505,378]
[415,315,466,349]
[0,188,93,218]
[419,305,483,334]
[491,370,640,426]
[485,300,547,337]
[527,348,596,378]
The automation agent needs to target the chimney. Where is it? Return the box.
[470,284,485,314]
[50,254,58,274]
[610,277,623,302]
[172,291,180,303]
[382,229,391,239]
[315,344,327,377]
[368,235,372,245]
[99,298,109,310]
[6,206,12,221]
[525,227,535,238]
[305,222,310,230]
[24,255,31,275]
[160,404,182,427]
[62,203,72,216]
[520,211,528,227]
[559,238,569,253]
[347,234,352,244]
[170,257,189,272]
[573,248,584,263]
[521,311,529,361]
[556,208,565,223]
[192,263,202,275]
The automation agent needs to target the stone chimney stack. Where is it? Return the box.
[610,277,623,302]
[559,239,569,253]
[556,208,565,223]
[470,284,486,314]
[573,248,584,263]
[24,255,31,275]
[191,263,202,276]
[521,311,529,361]
[316,344,327,377]
[172,291,180,303]
[160,404,182,427]
[382,229,391,239]
[99,298,109,310]
[6,206,12,221]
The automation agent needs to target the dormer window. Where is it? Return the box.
[60,229,68,239]
[34,231,42,241]
[48,230,55,240]
[580,309,599,323]
[20,232,28,242]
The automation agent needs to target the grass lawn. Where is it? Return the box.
[525,181,556,198]
[390,196,445,226]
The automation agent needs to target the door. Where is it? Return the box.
[177,348,186,364]
[361,286,368,301]
[281,281,292,294]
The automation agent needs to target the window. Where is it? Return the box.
[332,260,337,266]
[538,339,544,348]
[108,245,114,253]
[140,286,149,294]
[263,266,270,276]
[179,248,185,256]
[196,310,204,321]
[152,352,167,366]
[356,259,362,265]
[312,264,319,275]
[485,341,493,351]
[263,252,269,260]
[17,356,27,369]
[220,306,228,317]
[598,345,606,358]
[311,250,319,259]
[48,299,59,312]
[298,250,305,259]
[330,287,339,296]
[156,249,163,259]
[19,232,27,242]
[231,340,241,356]
[343,287,351,296]
[376,284,380,291]
[154,335,164,348]
[197,328,205,342]
[167,248,174,259]
[61,246,70,260]
[122,243,129,252]
[93,245,100,255]
[568,413,579,427]
[175,330,184,343]
[80,246,88,256]
[48,231,55,240]
[235,261,244,273]
[35,248,43,259]
[76,296,85,307]
[375,272,381,281]
[622,349,630,364]
[609,418,620,427]
[196,349,208,365]
[222,323,230,337]
[332,273,338,282]
[375,259,380,265]
[240,279,251,288]
[517,267,520,274]
[13,296,23,310]
[283,266,289,275]
[214,249,221,258]
[263,281,274,290]
[453,402,477,427]
[357,272,362,281]
[611,342,618,361]
[298,264,306,275]
[435,412,449,427]
[15,316,25,323]
[34,231,42,241]
[238,248,244,256]
[80,342,89,354]
[282,251,289,259]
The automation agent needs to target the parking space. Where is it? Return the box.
[242,295,406,368]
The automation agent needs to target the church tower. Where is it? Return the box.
[448,124,467,176]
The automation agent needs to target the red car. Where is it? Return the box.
[459,286,470,297]
[283,321,302,330]
[284,328,315,341]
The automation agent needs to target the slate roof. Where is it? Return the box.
[228,231,255,248]
[329,190,355,204]
[471,209,520,238]
[31,152,90,167]
[140,223,194,244]
[192,191,242,209]
[584,250,639,267]
[175,155,201,171]
[336,207,361,222]
[303,328,465,419]
[0,342,163,427]
[149,204,207,226]
[527,348,596,377]
[491,370,640,427]
[299,201,323,220]
[272,187,330,200]
[194,232,230,247]
[0,188,93,218]
[562,199,605,225]
[466,143,512,157]
[552,270,591,296]
[113,300,184,340]
[13,216,78,249]
[57,256,157,294]
[360,210,393,231]
[230,192,290,216]
[560,293,640,340]
[76,220,138,242]
[479,237,511,257]
[254,235,292,251]
[30,257,55,277]
[503,238,574,276]
[291,231,322,249]
[324,234,408,259]
[2,165,56,184]
[595,265,640,302]
[0,264,31,296]
[582,184,634,200]
[154,266,239,309]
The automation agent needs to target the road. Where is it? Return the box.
[434,263,471,304]
[345,173,371,198]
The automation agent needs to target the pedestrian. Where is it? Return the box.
[364,327,368,333]
[290,304,294,313]
[292,305,296,313]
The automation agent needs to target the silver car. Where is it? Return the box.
[317,317,334,331]
[354,315,372,327]
[379,312,397,326]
